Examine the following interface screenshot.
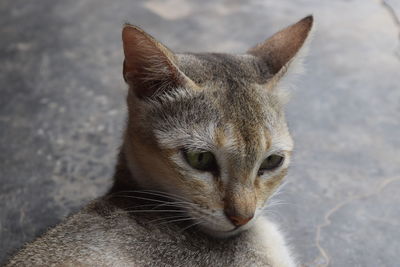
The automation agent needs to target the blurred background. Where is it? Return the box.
[1,0,399,266]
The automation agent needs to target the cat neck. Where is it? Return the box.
[108,145,138,194]
[108,143,172,207]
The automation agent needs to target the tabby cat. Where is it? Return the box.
[6,15,313,267]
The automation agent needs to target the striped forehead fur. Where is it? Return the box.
[140,53,291,154]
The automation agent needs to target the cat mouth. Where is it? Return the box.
[204,227,244,238]
[196,222,250,238]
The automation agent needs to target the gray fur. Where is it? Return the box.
[146,53,286,171]
[6,197,278,267]
[6,16,313,266]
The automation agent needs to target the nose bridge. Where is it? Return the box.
[227,123,263,175]
[227,148,256,184]
[222,125,260,226]
[224,182,256,220]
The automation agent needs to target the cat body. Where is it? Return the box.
[6,16,313,266]
[6,197,293,267]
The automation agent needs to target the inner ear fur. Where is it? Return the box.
[122,24,193,99]
[248,16,313,76]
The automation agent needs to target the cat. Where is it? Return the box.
[6,15,313,267]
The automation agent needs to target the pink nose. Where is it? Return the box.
[226,214,253,227]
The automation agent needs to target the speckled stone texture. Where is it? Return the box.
[1,0,399,266]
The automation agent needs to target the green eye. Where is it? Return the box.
[183,150,218,172]
[258,154,284,175]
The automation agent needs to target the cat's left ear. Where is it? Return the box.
[122,24,195,99]
[248,16,313,79]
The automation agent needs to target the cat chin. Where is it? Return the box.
[197,220,255,239]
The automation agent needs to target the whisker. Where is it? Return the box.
[155,217,195,226]
[111,191,208,232]
[121,209,188,214]
[112,190,190,203]
[111,195,172,204]
[116,203,184,213]
[263,201,288,208]
[179,220,202,233]
[139,190,191,202]
[148,215,189,224]
[262,210,282,221]
[150,203,185,211]
[125,201,193,210]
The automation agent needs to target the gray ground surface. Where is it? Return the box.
[1,0,399,266]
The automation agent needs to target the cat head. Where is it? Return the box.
[121,16,313,237]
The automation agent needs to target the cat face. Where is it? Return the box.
[121,16,313,237]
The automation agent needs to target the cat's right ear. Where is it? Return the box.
[122,25,194,99]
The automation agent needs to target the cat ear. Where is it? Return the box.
[248,16,313,78]
[122,24,194,98]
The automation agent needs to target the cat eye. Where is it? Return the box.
[182,150,218,172]
[258,154,284,175]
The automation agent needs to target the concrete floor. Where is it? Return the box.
[1,0,399,266]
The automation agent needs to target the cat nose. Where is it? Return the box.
[225,212,254,227]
